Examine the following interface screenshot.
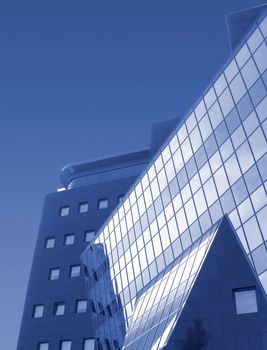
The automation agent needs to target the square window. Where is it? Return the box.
[98,199,108,210]
[33,305,44,318]
[64,234,74,246]
[45,237,55,249]
[60,206,69,217]
[60,341,72,350]
[234,288,258,314]
[84,230,95,243]
[118,195,124,204]
[54,302,65,316]
[70,265,81,278]
[76,300,87,313]
[38,343,49,350]
[49,268,60,281]
[83,339,95,350]
[79,202,88,213]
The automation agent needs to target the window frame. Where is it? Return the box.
[45,237,55,249]
[76,299,88,314]
[84,230,95,243]
[64,234,75,246]
[33,304,44,318]
[79,202,89,214]
[69,265,81,278]
[59,206,70,217]
[98,198,109,210]
[83,338,95,350]
[60,340,72,350]
[54,302,65,316]
[49,267,60,281]
[38,342,49,350]
[233,286,258,315]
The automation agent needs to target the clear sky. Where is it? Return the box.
[0,0,262,348]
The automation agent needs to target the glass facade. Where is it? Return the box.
[82,12,267,350]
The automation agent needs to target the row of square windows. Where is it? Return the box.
[45,230,96,248]
[47,288,257,350]
[38,339,94,350]
[38,338,120,350]
[33,300,88,318]
[49,265,81,279]
[59,195,125,217]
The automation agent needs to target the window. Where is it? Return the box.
[85,230,95,243]
[33,305,44,318]
[54,302,65,316]
[89,299,96,313]
[79,202,88,213]
[70,265,81,278]
[105,339,112,350]
[83,339,95,350]
[118,195,124,204]
[45,237,55,249]
[83,265,89,277]
[49,268,60,280]
[98,302,105,315]
[76,300,87,313]
[113,340,120,349]
[38,343,49,350]
[98,199,108,210]
[60,206,69,216]
[64,234,74,246]
[60,341,72,350]
[105,305,112,317]
[92,270,98,281]
[234,287,258,314]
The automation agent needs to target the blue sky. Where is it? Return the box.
[0,0,262,348]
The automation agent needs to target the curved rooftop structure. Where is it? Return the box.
[60,148,150,189]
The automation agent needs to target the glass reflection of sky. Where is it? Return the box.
[82,13,267,350]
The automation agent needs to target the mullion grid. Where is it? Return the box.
[83,14,267,350]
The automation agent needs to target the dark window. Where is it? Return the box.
[82,265,89,277]
[89,299,96,313]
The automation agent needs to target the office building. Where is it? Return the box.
[81,8,267,350]
[17,150,150,350]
